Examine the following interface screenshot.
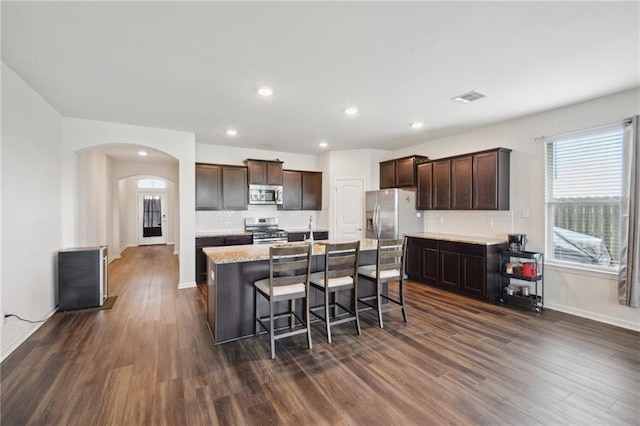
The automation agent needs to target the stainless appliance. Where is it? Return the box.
[365,189,422,239]
[58,245,108,310]
[249,184,283,205]
[245,217,289,244]
[508,233,527,252]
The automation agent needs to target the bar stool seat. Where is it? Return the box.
[309,241,361,343]
[357,238,408,329]
[254,243,313,359]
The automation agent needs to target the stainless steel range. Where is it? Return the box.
[245,217,289,245]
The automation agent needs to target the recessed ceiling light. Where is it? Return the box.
[452,90,486,104]
[138,150,148,156]
[319,141,328,148]
[226,129,238,136]
[344,107,358,116]
[410,122,424,129]
[257,86,273,97]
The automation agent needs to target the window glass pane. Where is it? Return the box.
[137,178,166,189]
[544,126,623,269]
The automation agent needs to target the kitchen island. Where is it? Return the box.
[203,239,380,344]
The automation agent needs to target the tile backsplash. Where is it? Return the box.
[424,210,514,239]
[196,205,318,233]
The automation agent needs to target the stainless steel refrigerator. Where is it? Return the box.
[365,189,422,239]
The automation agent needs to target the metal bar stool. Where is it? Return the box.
[309,241,361,343]
[254,243,313,359]
[357,238,408,328]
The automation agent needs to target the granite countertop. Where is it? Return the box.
[196,229,328,238]
[405,232,507,246]
[204,238,379,264]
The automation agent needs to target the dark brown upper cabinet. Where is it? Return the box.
[416,148,511,211]
[196,163,222,210]
[433,159,452,209]
[244,159,283,185]
[379,155,429,189]
[282,170,302,210]
[452,155,473,210]
[302,171,322,210]
[416,162,433,210]
[222,166,248,210]
[473,148,511,210]
[281,170,322,210]
[195,163,247,211]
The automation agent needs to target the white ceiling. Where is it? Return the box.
[2,1,639,156]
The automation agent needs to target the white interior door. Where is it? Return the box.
[334,178,365,241]
[138,193,167,245]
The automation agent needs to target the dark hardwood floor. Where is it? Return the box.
[2,245,639,425]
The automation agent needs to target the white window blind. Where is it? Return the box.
[544,125,624,269]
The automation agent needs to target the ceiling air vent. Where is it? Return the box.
[452,90,486,104]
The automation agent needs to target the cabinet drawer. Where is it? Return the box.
[439,241,485,257]
[407,237,438,250]
[196,236,226,247]
[225,235,253,245]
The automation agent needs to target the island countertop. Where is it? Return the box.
[203,238,379,264]
[404,232,507,246]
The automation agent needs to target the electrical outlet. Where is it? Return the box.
[488,218,495,227]
[521,208,530,219]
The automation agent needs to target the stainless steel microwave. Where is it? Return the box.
[249,184,283,205]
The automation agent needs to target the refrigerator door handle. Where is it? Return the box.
[374,204,381,239]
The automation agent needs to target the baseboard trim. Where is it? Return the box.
[544,302,640,332]
[178,281,197,290]
[1,307,57,362]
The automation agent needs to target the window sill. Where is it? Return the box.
[545,261,618,280]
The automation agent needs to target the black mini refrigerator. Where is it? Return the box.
[58,246,108,310]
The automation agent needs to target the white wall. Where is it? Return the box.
[394,88,640,330]
[1,63,62,322]
[196,144,317,170]
[76,149,110,247]
[320,149,393,238]
[61,118,196,287]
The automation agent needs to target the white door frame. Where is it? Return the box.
[138,192,167,245]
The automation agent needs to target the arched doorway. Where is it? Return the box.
[75,144,179,260]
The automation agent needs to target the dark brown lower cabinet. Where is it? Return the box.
[439,249,461,290]
[462,254,486,295]
[287,231,329,242]
[407,237,507,302]
[407,238,439,284]
[196,235,253,283]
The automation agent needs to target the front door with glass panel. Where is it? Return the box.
[138,193,167,245]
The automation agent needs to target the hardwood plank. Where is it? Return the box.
[2,244,638,426]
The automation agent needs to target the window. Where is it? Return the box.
[544,124,624,269]
[137,178,167,189]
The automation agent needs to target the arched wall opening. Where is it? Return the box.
[75,144,179,263]
[63,117,195,287]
